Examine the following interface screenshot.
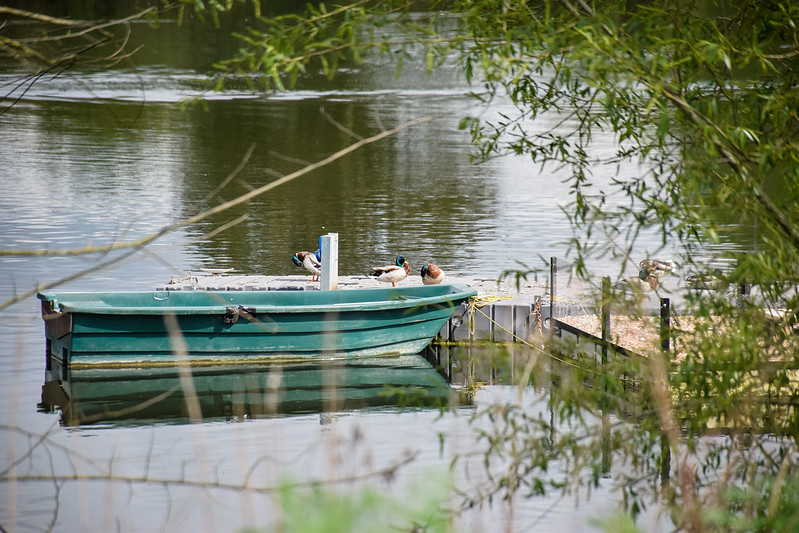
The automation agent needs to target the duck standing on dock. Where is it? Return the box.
[370,256,411,287]
[686,268,729,291]
[292,251,322,281]
[421,263,446,285]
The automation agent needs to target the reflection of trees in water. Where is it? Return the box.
[183,98,500,276]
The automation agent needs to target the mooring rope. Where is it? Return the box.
[467,294,513,336]
[463,294,642,383]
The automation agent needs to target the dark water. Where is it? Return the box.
[0,9,686,532]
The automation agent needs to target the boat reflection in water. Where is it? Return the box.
[39,354,460,427]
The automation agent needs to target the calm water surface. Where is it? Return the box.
[0,10,686,532]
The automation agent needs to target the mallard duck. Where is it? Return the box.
[370,256,411,287]
[421,263,446,285]
[639,259,673,278]
[292,251,321,281]
[686,268,729,291]
[616,268,658,292]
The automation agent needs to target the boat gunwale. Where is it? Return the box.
[37,284,477,316]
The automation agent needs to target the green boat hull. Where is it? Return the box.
[38,284,476,369]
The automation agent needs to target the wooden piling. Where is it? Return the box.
[660,298,670,352]
[659,296,672,487]
[601,276,611,365]
[660,433,671,488]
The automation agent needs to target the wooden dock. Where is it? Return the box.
[156,272,552,344]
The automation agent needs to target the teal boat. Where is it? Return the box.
[38,284,476,370]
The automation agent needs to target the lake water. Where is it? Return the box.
[0,7,691,532]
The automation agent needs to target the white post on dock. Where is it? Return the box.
[320,233,339,290]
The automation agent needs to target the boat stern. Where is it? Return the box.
[38,295,74,380]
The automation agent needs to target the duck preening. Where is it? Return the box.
[370,256,411,287]
[615,268,659,292]
[421,263,446,285]
[639,259,673,277]
[292,251,321,281]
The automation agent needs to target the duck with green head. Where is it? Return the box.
[370,256,411,287]
[292,251,321,282]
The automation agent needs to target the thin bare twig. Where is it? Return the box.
[320,105,364,141]
[267,150,312,168]
[201,144,257,204]
[1,450,421,494]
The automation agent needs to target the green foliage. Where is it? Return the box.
[702,464,799,531]
[438,4,799,528]
[211,1,461,90]
[590,511,644,533]
[263,475,454,533]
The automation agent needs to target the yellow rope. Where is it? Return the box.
[467,293,513,336]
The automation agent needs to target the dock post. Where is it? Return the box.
[600,275,612,477]
[660,298,670,352]
[737,282,750,310]
[659,296,671,488]
[601,276,611,365]
[320,233,339,290]
[660,432,671,489]
[549,257,557,337]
